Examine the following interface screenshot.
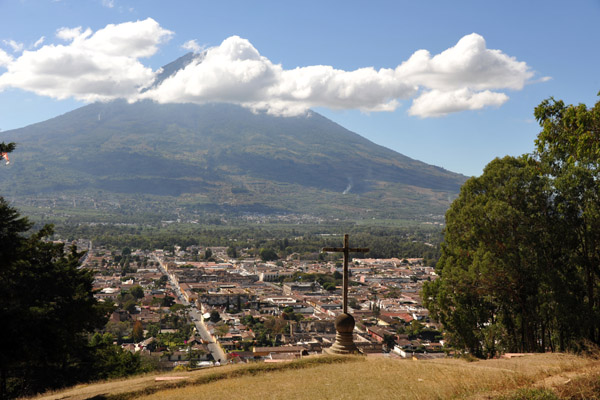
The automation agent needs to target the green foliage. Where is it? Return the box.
[425,94,600,356]
[259,247,278,261]
[145,323,160,338]
[209,310,221,323]
[535,95,600,348]
[129,285,144,299]
[0,197,116,398]
[161,295,175,308]
[406,320,425,339]
[157,274,168,287]
[214,323,230,337]
[0,142,16,153]
[226,245,238,258]
[239,315,289,346]
[45,222,442,267]
[383,334,397,350]
[424,156,553,356]
[123,299,138,313]
[281,307,304,322]
[106,321,132,342]
[170,303,186,313]
[0,101,465,222]
[87,333,144,380]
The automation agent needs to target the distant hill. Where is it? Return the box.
[0,56,466,221]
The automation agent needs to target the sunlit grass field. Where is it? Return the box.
[29,353,600,400]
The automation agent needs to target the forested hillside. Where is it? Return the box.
[0,100,465,221]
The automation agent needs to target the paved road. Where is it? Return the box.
[189,309,227,363]
[152,254,226,363]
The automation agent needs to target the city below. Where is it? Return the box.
[79,239,443,368]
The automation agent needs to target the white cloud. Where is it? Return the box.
[53,21,169,58]
[56,26,89,41]
[396,33,533,117]
[285,65,412,108]
[0,18,172,101]
[182,39,204,53]
[0,48,12,67]
[3,39,23,53]
[0,25,539,117]
[33,36,45,48]
[142,36,417,115]
[143,33,533,117]
[102,0,115,8]
[83,19,172,58]
[143,36,279,105]
[528,76,552,84]
[397,34,532,92]
[408,89,508,118]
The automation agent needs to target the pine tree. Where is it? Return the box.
[0,197,109,398]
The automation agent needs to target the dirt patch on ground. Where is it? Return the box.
[27,371,199,400]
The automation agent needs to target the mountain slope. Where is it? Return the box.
[0,100,465,220]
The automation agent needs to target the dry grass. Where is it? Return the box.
[552,365,600,399]
[26,353,600,400]
[24,370,191,400]
[26,356,360,400]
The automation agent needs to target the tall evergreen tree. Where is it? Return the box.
[534,95,600,345]
[0,197,109,398]
[423,156,556,356]
[424,94,600,356]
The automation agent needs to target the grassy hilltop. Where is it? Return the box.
[30,353,600,400]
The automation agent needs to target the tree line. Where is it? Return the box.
[424,94,600,357]
[50,222,442,264]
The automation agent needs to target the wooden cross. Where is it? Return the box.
[322,234,369,314]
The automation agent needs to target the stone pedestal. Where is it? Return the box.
[323,313,361,355]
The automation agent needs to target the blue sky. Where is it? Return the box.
[0,0,599,176]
